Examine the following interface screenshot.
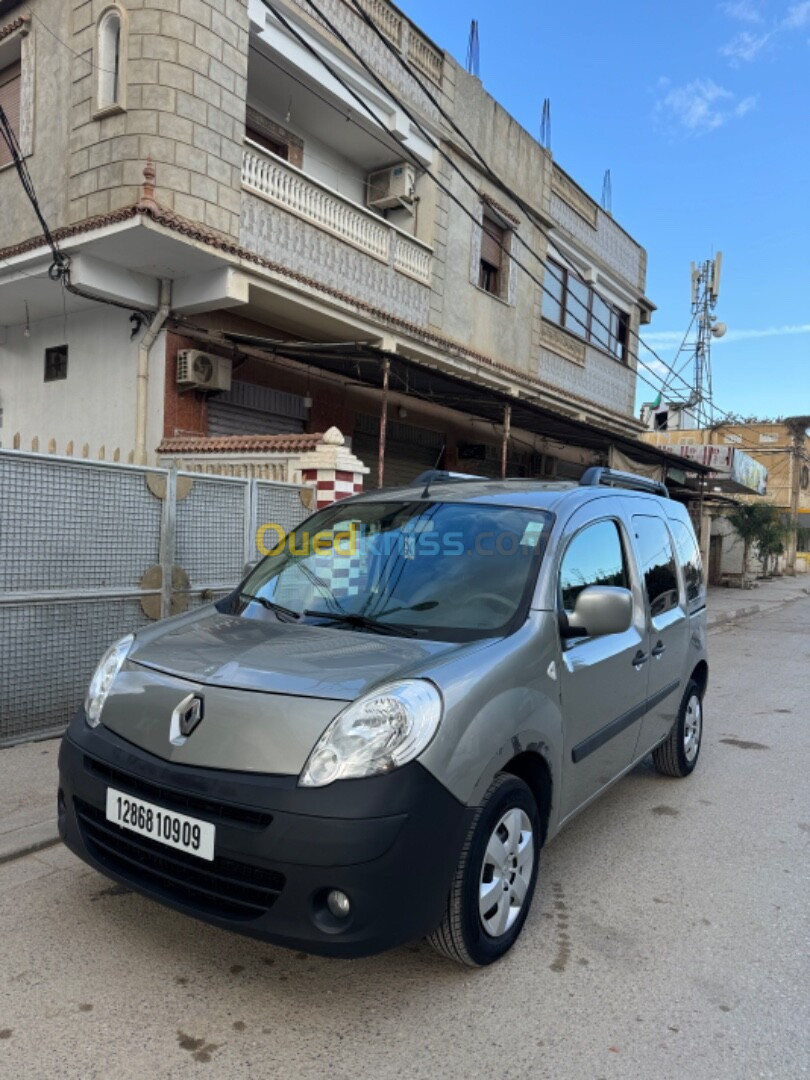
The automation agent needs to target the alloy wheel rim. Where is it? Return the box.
[479,807,534,938]
[683,694,702,763]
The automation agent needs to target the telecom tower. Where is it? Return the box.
[645,253,727,431]
[689,253,726,428]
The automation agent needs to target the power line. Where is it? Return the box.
[329,0,758,441]
[319,0,722,418]
[25,8,119,75]
[265,0,701,418]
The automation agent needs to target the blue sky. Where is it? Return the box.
[400,0,810,421]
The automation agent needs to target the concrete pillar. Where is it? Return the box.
[298,427,369,509]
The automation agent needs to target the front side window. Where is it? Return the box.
[236,501,552,642]
[633,516,680,618]
[559,519,628,613]
[669,519,705,608]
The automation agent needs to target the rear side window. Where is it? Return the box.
[559,519,628,612]
[632,516,679,618]
[669,519,705,608]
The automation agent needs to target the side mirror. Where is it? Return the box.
[560,586,633,640]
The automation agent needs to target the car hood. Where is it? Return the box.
[130,609,463,700]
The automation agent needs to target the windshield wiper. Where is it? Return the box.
[303,609,418,637]
[240,593,300,621]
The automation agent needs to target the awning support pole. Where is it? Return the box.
[501,403,512,479]
[378,357,390,489]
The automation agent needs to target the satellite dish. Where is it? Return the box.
[711,322,727,339]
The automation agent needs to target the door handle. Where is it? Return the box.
[651,641,666,659]
[632,650,648,668]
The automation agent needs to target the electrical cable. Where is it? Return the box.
[321,0,762,438]
[289,0,736,425]
[259,0,740,438]
[10,7,775,460]
[259,0,685,410]
[292,0,775,451]
[25,8,119,74]
[23,0,723,431]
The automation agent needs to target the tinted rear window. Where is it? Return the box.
[633,515,680,618]
[669,518,705,609]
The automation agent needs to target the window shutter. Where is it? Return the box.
[0,62,22,168]
[480,217,505,268]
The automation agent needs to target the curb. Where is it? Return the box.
[0,819,60,866]
[707,604,761,630]
[707,587,808,631]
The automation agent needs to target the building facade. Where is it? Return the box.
[643,418,810,576]
[0,0,668,486]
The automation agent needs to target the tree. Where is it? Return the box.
[755,516,790,577]
[727,503,789,583]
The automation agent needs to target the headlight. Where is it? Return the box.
[84,634,134,727]
[299,680,442,787]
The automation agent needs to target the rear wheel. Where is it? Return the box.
[652,678,703,778]
[427,773,540,966]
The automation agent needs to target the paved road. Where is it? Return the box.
[1,600,808,1079]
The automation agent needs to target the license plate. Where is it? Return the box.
[105,788,215,861]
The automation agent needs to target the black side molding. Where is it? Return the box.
[572,679,681,764]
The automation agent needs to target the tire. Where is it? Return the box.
[427,773,541,967]
[652,678,703,778]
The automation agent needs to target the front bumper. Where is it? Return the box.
[58,711,472,958]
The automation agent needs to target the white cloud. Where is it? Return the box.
[735,94,758,115]
[644,324,810,351]
[784,1,810,26]
[656,79,756,134]
[721,0,765,21]
[720,29,773,61]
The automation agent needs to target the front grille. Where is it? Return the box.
[83,756,273,829]
[74,799,285,921]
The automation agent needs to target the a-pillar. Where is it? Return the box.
[298,427,369,508]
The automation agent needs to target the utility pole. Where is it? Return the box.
[785,417,807,574]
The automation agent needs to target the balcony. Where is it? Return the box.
[242,141,432,285]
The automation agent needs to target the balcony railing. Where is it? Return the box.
[241,141,432,285]
[345,0,443,85]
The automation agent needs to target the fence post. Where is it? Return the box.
[160,465,178,619]
[245,478,258,572]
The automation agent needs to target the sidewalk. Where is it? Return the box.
[2,576,807,867]
[706,573,809,629]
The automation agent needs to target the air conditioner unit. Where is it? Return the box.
[176,350,232,392]
[367,163,416,211]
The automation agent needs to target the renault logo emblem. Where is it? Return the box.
[169,693,204,746]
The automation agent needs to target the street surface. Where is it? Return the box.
[1,598,808,1079]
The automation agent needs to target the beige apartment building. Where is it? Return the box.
[644,418,810,576]
[0,0,691,487]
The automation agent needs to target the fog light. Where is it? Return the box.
[326,889,351,919]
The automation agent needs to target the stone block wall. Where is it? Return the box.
[68,0,249,237]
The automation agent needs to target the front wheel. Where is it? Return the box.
[652,678,703,778]
[427,773,540,966]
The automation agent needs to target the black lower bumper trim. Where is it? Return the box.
[58,710,472,957]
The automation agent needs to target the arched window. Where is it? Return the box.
[97,7,126,112]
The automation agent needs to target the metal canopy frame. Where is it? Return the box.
[185,327,711,482]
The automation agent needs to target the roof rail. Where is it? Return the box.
[579,466,669,498]
[412,470,485,486]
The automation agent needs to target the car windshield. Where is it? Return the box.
[235,500,553,641]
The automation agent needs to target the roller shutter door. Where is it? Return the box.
[208,381,307,436]
[352,415,444,489]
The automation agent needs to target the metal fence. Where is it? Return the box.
[0,450,310,745]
